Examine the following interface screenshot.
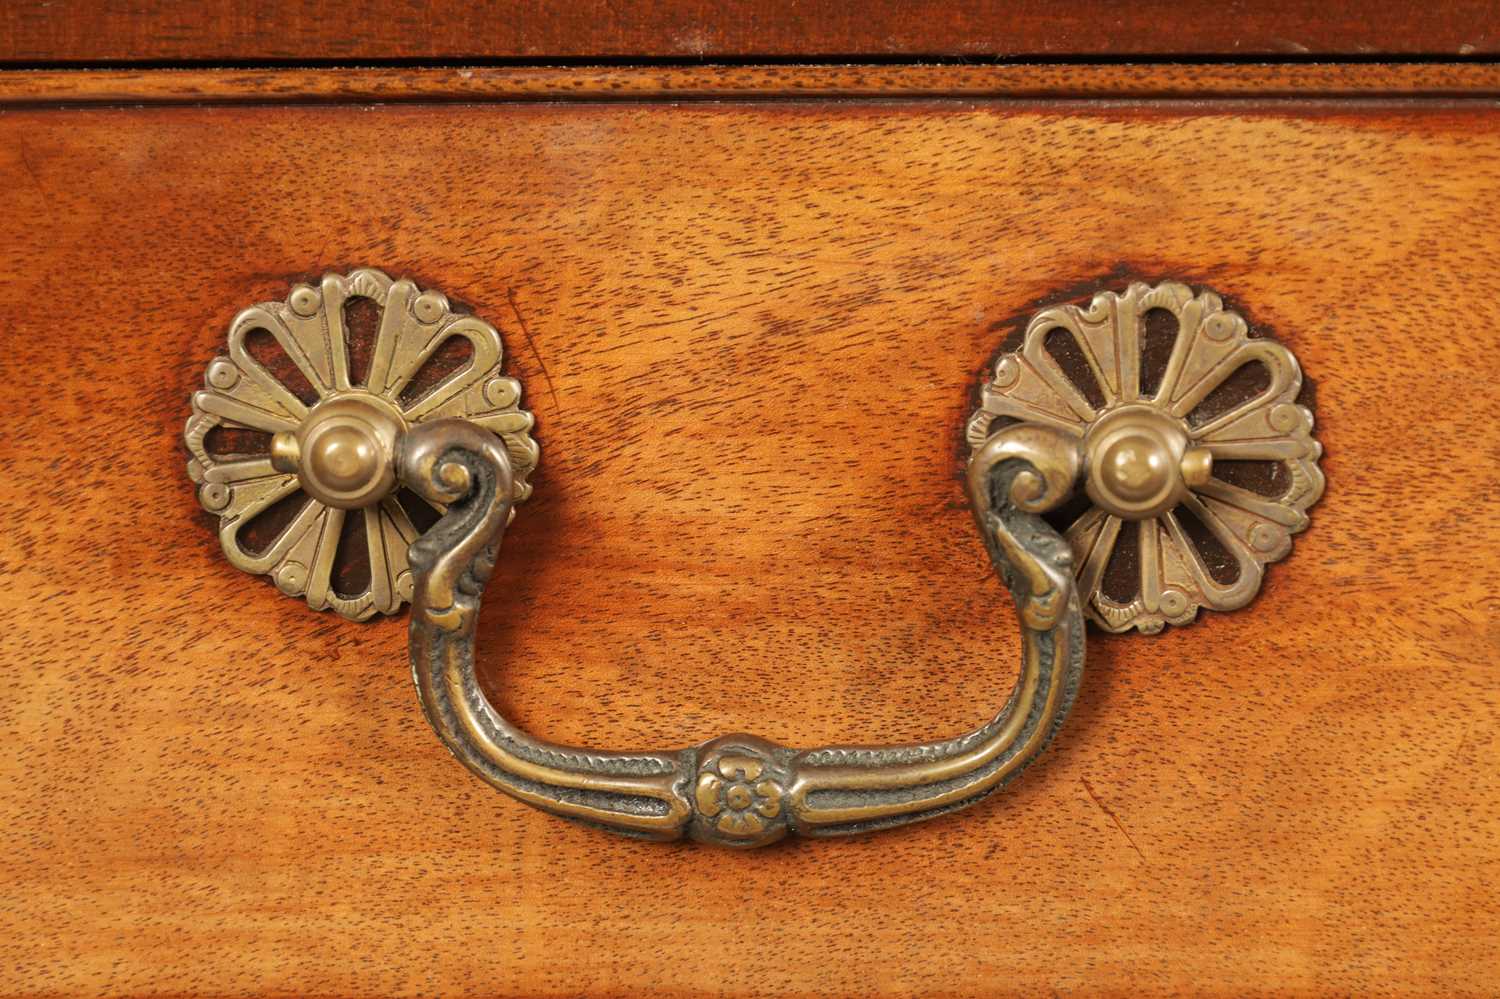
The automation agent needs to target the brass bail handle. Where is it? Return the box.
[392,417,1085,848]
[187,273,1322,848]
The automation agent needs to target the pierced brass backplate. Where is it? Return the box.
[966,281,1324,633]
[184,269,539,620]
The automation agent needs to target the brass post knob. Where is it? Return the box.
[268,395,406,510]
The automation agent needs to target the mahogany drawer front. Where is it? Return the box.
[2,74,1497,995]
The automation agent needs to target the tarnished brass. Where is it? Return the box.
[1083,405,1211,520]
[966,281,1324,633]
[269,394,406,510]
[187,274,1321,847]
[397,417,1084,848]
[184,269,538,620]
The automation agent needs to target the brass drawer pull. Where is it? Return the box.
[186,271,1321,848]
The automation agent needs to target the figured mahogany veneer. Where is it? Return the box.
[0,68,1497,995]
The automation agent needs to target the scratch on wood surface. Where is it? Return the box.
[16,140,55,221]
[1080,775,1147,865]
[505,287,560,415]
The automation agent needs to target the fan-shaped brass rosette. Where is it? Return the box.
[184,269,538,620]
[966,281,1323,634]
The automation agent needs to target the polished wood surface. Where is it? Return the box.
[1,0,1496,62]
[1,85,1498,995]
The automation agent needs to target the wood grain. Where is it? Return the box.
[5,62,1500,106]
[2,0,1497,62]
[1,90,1498,995]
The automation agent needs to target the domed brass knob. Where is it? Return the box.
[269,395,405,510]
[1083,404,1213,520]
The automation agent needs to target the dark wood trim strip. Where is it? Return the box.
[3,63,1500,106]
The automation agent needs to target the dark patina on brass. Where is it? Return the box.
[188,274,1320,848]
